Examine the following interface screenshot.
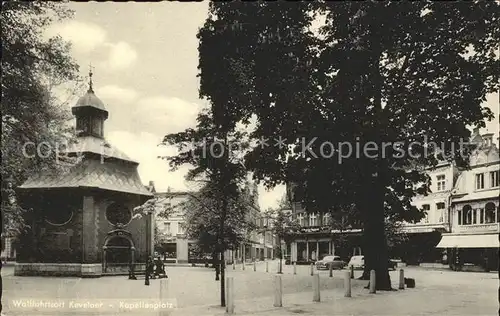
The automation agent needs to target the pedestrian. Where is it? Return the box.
[147,256,155,279]
[154,256,167,278]
[483,254,489,272]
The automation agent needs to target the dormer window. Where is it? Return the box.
[482,134,493,147]
[309,213,318,226]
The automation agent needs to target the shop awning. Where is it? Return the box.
[436,234,499,248]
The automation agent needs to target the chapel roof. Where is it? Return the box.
[18,69,150,197]
[18,158,152,197]
[72,67,108,115]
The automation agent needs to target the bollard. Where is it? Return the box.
[266,261,269,273]
[242,261,245,271]
[312,273,320,302]
[310,263,314,276]
[273,275,283,307]
[329,263,333,277]
[233,262,235,270]
[254,261,257,272]
[369,270,376,294]
[293,262,297,275]
[399,269,405,290]
[226,277,235,314]
[350,265,354,279]
[159,278,169,316]
[344,271,351,297]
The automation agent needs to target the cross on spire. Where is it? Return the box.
[88,62,95,92]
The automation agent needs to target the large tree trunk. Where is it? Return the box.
[358,176,392,290]
[356,20,392,290]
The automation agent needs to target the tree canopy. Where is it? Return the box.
[196,1,499,289]
[1,1,81,237]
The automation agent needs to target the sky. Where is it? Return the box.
[47,2,287,210]
[47,2,498,210]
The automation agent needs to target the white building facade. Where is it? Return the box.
[154,190,196,263]
[400,161,458,264]
[154,184,274,264]
[437,132,499,271]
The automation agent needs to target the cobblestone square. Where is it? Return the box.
[2,262,497,315]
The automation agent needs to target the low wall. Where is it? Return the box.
[419,263,449,269]
[461,264,487,273]
[103,263,146,275]
[14,263,102,277]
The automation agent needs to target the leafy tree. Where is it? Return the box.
[153,223,170,255]
[263,198,300,274]
[1,1,81,238]
[323,204,362,259]
[133,195,176,220]
[161,107,252,307]
[181,181,256,275]
[197,1,499,290]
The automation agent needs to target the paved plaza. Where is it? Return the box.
[1,261,497,315]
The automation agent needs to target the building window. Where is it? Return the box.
[436,175,446,192]
[91,116,102,136]
[309,213,318,227]
[475,173,485,190]
[178,222,186,235]
[297,213,306,226]
[106,203,132,226]
[485,203,496,224]
[436,202,445,223]
[164,222,171,234]
[322,213,331,226]
[460,205,472,225]
[45,207,74,226]
[76,117,90,135]
[422,204,430,223]
[490,171,499,188]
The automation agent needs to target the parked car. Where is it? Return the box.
[388,259,397,270]
[284,255,291,265]
[315,255,345,270]
[347,255,398,271]
[347,255,365,270]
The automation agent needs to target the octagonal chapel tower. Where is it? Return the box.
[16,71,153,277]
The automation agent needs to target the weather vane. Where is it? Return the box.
[88,62,95,92]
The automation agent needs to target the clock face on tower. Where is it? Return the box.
[106,202,132,227]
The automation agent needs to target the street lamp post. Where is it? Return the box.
[145,209,152,286]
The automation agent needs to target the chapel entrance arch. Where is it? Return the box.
[102,231,135,272]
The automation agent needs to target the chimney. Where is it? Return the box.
[470,127,483,147]
[149,180,154,187]
[482,133,494,147]
[167,186,171,193]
